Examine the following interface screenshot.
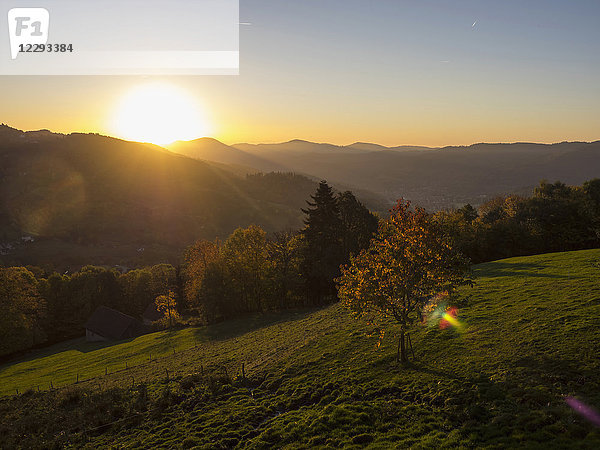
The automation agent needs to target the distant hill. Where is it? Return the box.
[0,125,379,270]
[167,138,391,211]
[168,138,287,173]
[348,142,434,152]
[233,140,600,209]
[168,135,600,210]
[3,124,598,268]
[235,139,372,155]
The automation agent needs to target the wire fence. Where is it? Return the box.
[4,341,245,398]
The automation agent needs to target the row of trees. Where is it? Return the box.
[0,183,377,356]
[435,179,600,263]
[4,178,598,361]
[182,184,378,323]
[0,264,177,357]
[337,179,600,362]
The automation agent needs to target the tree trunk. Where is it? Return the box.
[397,329,407,363]
[407,333,414,359]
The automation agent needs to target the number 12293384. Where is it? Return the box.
[19,44,74,53]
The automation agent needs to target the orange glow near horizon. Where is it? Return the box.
[1,2,599,148]
[108,83,212,146]
[3,78,599,148]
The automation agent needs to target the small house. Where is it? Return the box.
[142,301,166,326]
[85,306,146,342]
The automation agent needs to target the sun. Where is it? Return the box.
[110,82,210,146]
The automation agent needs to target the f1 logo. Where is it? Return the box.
[7,8,50,59]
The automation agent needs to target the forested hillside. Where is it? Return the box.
[170,137,600,210]
[0,126,383,270]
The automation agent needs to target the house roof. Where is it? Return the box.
[85,306,142,340]
[143,301,165,322]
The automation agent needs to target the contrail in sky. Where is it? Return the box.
[472,20,477,28]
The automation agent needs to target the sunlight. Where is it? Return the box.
[110,82,210,146]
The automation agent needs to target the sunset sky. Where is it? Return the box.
[1,0,599,147]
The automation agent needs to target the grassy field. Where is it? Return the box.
[0,309,326,396]
[1,249,600,448]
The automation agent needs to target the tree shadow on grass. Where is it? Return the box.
[475,261,576,279]
[163,306,327,344]
[367,348,597,445]
[0,337,136,372]
[451,353,598,446]
[2,306,326,373]
[68,337,136,353]
[377,349,595,404]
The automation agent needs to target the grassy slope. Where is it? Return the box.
[1,249,600,448]
[0,309,328,396]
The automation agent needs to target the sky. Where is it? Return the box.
[1,0,599,147]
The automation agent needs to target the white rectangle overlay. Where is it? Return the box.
[1,0,239,75]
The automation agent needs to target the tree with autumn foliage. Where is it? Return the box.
[183,239,220,311]
[154,290,180,329]
[336,200,472,363]
[221,225,271,313]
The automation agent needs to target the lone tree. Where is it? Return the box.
[336,200,472,362]
[155,290,179,330]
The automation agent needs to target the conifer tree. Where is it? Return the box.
[301,181,344,303]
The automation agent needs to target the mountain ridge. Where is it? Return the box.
[3,123,600,213]
[0,125,385,270]
[170,134,600,210]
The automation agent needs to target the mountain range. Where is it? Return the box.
[0,125,382,270]
[1,123,599,269]
[170,138,600,210]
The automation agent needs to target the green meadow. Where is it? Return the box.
[1,249,600,448]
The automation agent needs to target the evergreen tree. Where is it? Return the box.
[337,191,379,259]
[301,181,344,303]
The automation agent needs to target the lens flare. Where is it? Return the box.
[565,396,600,427]
[427,303,464,331]
[6,156,86,236]
[440,306,461,330]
